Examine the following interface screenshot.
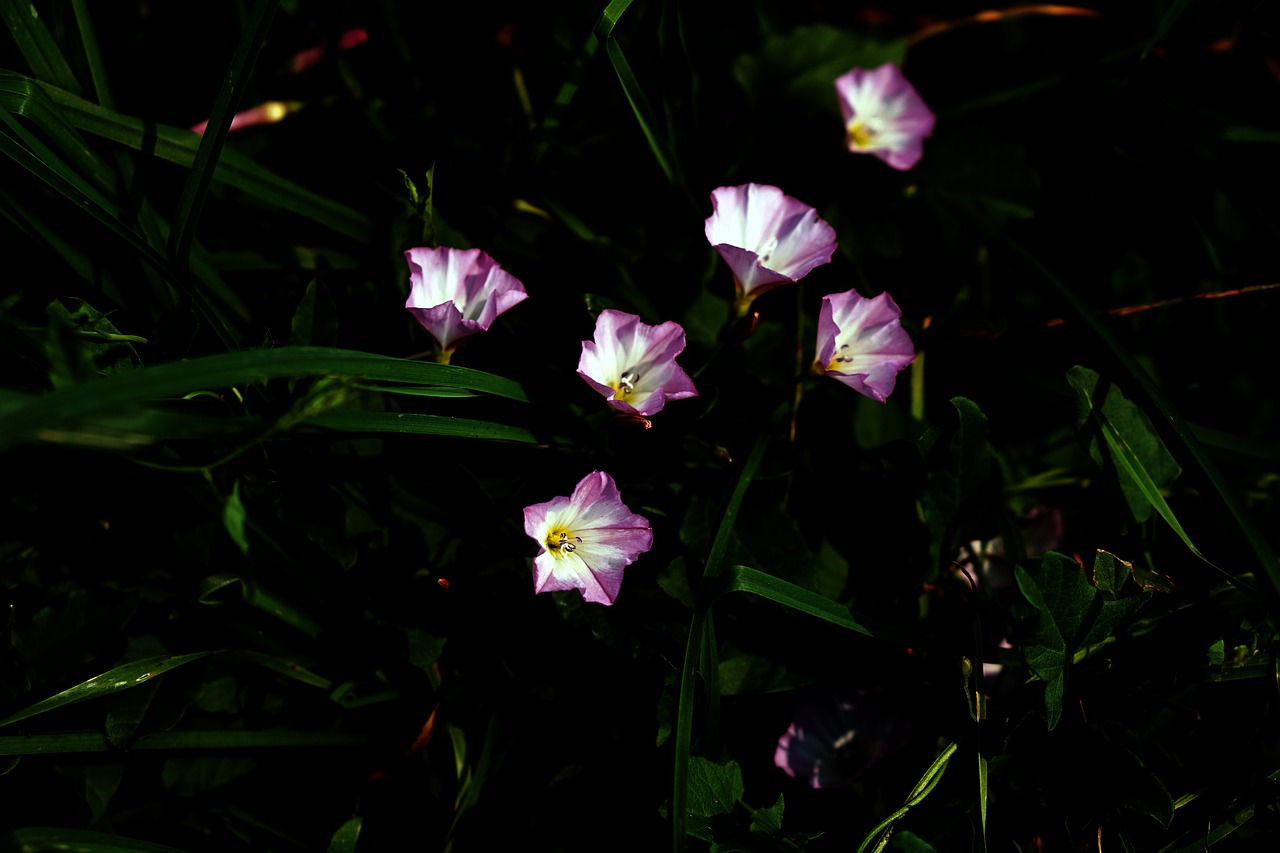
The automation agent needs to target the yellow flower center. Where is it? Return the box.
[611,371,639,399]
[546,528,582,557]
[847,121,877,150]
[827,344,856,372]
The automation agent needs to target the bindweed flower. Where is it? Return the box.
[704,184,837,314]
[775,689,910,788]
[814,287,914,403]
[404,247,528,363]
[834,63,935,170]
[577,310,697,417]
[523,471,653,606]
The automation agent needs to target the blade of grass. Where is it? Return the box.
[2,827,185,853]
[672,403,784,851]
[70,0,113,108]
[0,730,369,755]
[306,411,537,443]
[0,73,372,240]
[168,0,280,273]
[0,0,81,93]
[0,652,217,729]
[856,742,959,853]
[602,37,678,187]
[0,346,529,450]
[1001,235,1280,613]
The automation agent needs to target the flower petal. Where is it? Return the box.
[834,63,935,171]
[404,247,528,352]
[816,288,914,403]
[577,310,697,417]
[704,184,837,300]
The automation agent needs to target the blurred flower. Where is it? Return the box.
[775,688,910,788]
[577,310,697,417]
[814,288,914,402]
[404,247,528,363]
[834,63,935,170]
[956,506,1066,592]
[190,100,295,134]
[523,471,653,606]
[704,183,837,314]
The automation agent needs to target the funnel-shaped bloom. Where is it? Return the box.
[405,247,528,361]
[834,63,935,170]
[577,310,697,417]
[523,471,653,605]
[704,184,837,311]
[775,689,910,788]
[814,288,914,402]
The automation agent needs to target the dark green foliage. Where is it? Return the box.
[3,1,1280,851]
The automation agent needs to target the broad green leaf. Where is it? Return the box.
[686,756,743,818]
[891,831,938,852]
[1016,552,1148,729]
[749,794,784,836]
[734,24,905,111]
[0,651,217,729]
[1068,366,1181,524]
[1003,237,1280,612]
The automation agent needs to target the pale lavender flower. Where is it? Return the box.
[814,288,914,403]
[523,471,653,606]
[577,310,697,417]
[704,183,837,313]
[404,247,528,362]
[834,63,935,170]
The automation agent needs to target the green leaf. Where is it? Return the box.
[603,37,679,186]
[749,794,784,836]
[0,652,217,729]
[686,756,743,819]
[0,346,528,451]
[290,280,339,347]
[1068,366,1181,524]
[168,0,280,272]
[0,0,81,93]
[1003,237,1280,612]
[305,411,537,443]
[327,818,362,853]
[1016,553,1148,729]
[0,72,372,241]
[734,24,904,111]
[45,300,97,388]
[223,480,251,555]
[921,397,999,581]
[891,831,938,852]
[1,827,186,853]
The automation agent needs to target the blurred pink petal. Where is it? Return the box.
[834,63,935,170]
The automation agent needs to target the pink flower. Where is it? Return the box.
[523,471,654,606]
[577,310,697,417]
[704,184,837,312]
[834,63,935,170]
[775,689,910,788]
[404,247,528,362]
[814,288,914,402]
